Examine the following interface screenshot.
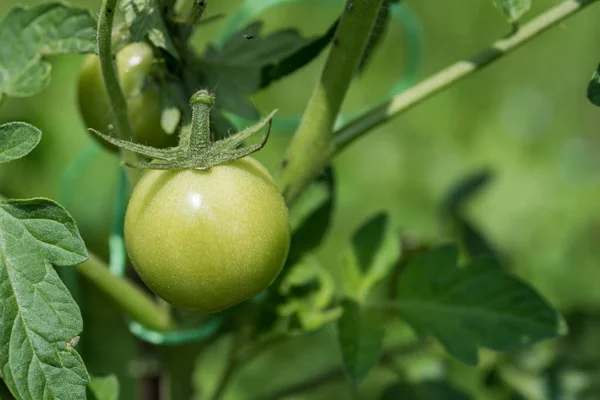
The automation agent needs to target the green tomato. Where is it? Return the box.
[124,157,291,312]
[77,41,177,150]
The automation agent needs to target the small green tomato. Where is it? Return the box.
[77,41,176,150]
[124,157,291,312]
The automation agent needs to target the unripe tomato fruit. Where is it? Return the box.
[124,157,291,312]
[77,41,177,150]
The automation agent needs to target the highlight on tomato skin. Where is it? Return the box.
[123,156,291,312]
[77,41,178,151]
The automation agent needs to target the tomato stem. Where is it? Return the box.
[278,0,385,205]
[186,90,214,152]
[97,0,140,183]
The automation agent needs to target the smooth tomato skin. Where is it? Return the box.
[124,157,291,312]
[77,42,177,150]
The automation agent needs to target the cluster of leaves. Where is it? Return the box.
[0,1,341,398]
[259,164,563,397]
[117,0,340,137]
[0,0,584,399]
[0,4,99,399]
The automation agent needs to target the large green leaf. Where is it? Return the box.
[381,381,471,400]
[0,3,96,99]
[337,299,383,385]
[260,18,338,88]
[201,20,337,118]
[120,0,179,59]
[396,245,562,365]
[0,123,41,164]
[0,198,89,400]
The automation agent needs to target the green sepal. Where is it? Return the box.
[92,90,277,170]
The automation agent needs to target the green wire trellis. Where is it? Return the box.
[59,0,422,345]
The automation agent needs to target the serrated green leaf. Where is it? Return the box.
[0,122,41,164]
[202,20,335,118]
[337,299,383,385]
[343,213,400,300]
[0,198,89,400]
[120,0,179,59]
[260,18,339,88]
[0,3,96,99]
[396,245,561,365]
[87,375,119,400]
[492,0,531,23]
[587,64,600,107]
[381,381,471,400]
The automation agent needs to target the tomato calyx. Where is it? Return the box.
[90,90,277,170]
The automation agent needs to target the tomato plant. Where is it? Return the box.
[77,41,177,150]
[124,157,290,311]
[0,0,599,400]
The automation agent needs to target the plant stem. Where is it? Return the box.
[76,252,173,332]
[97,0,140,182]
[278,0,385,205]
[334,0,599,151]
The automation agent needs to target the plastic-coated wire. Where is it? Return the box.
[217,0,423,133]
[109,168,128,276]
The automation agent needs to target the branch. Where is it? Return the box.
[334,0,599,151]
[76,252,173,331]
[278,0,385,205]
[97,0,140,182]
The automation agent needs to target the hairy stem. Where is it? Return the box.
[334,0,599,151]
[278,0,385,204]
[187,90,214,153]
[76,253,173,332]
[97,0,139,182]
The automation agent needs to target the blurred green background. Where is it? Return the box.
[1,0,600,399]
